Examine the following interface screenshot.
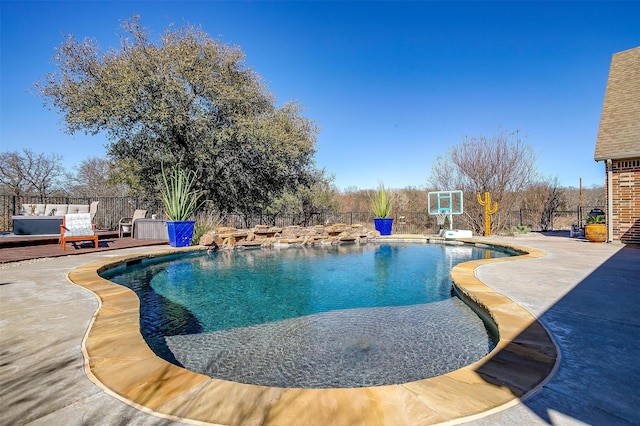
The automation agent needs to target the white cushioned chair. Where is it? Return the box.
[59,213,98,251]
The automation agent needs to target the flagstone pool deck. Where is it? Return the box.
[1,233,638,425]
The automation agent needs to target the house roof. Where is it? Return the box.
[594,46,640,161]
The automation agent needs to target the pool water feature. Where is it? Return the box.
[103,242,514,388]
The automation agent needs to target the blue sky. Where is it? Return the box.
[1,1,638,191]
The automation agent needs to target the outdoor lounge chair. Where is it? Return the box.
[89,201,99,222]
[59,213,98,251]
[118,209,147,238]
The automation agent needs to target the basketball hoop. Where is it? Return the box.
[428,190,463,231]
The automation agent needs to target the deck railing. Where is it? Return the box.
[0,195,162,233]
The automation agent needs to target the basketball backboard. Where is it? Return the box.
[427,190,464,215]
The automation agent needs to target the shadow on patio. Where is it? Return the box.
[475,243,639,424]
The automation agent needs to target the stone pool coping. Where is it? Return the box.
[67,238,557,425]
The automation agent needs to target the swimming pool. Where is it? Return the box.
[102,242,514,388]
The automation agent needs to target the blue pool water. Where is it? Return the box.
[103,242,514,388]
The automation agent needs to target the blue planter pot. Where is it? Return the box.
[166,220,195,247]
[373,217,394,236]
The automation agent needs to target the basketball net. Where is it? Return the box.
[436,213,447,226]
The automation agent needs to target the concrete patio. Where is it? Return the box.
[0,233,638,425]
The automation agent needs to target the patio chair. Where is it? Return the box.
[89,201,100,222]
[59,213,99,251]
[119,209,147,238]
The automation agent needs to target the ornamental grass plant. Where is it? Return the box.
[160,165,204,221]
[192,210,225,245]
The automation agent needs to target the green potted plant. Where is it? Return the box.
[160,165,203,247]
[584,213,607,243]
[370,182,393,235]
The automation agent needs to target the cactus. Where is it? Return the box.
[477,192,498,236]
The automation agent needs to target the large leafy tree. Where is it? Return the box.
[268,168,339,223]
[36,16,320,214]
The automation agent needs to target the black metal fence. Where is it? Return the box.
[219,211,454,235]
[0,194,604,235]
[505,207,604,231]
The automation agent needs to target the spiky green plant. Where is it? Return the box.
[370,181,392,218]
[160,165,203,221]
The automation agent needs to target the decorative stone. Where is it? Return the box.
[221,236,236,249]
[236,240,263,248]
[199,223,380,250]
[199,232,215,246]
[216,226,237,233]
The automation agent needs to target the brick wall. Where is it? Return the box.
[608,158,640,244]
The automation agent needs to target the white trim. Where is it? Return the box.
[606,159,614,243]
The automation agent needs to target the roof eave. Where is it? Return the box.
[594,151,640,162]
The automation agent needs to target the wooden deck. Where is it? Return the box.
[0,230,168,264]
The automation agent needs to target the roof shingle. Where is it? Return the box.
[594,46,640,161]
